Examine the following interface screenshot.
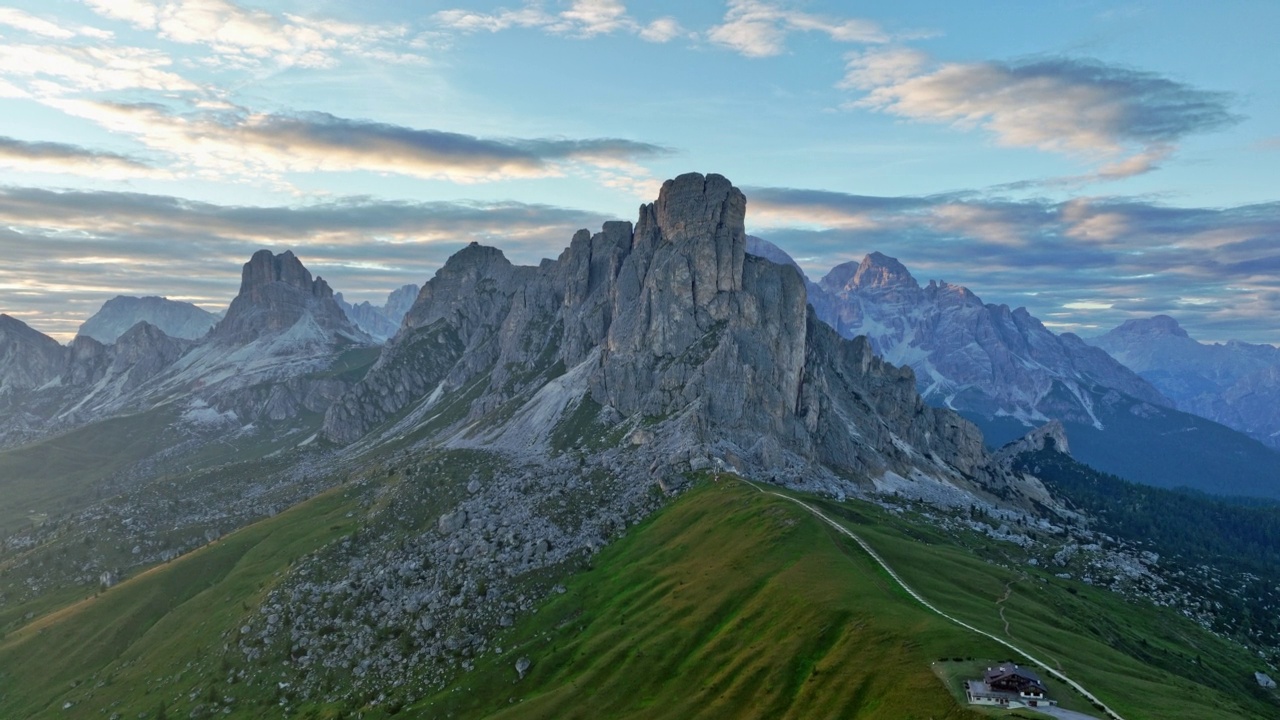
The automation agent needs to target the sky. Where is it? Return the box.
[0,0,1278,344]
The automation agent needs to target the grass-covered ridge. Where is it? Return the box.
[425,480,1276,720]
[420,479,996,720]
[0,483,368,719]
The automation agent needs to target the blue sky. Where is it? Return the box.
[0,0,1277,343]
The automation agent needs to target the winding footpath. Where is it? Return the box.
[740,479,1125,720]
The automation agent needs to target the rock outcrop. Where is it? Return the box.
[77,296,217,344]
[997,420,1071,462]
[0,314,67,394]
[0,315,196,447]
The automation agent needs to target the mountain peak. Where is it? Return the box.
[1110,315,1189,339]
[210,249,364,346]
[240,248,332,301]
[820,251,919,292]
[77,295,217,344]
[856,252,916,288]
[652,173,745,241]
[646,172,747,295]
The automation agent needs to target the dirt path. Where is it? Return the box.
[997,579,1017,638]
[741,479,1121,720]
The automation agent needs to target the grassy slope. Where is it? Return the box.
[0,407,181,531]
[1,475,1273,719]
[0,484,364,720]
[807,497,1277,720]
[419,482,1003,720]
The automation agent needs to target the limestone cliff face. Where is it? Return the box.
[323,173,1012,500]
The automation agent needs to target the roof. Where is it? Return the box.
[984,664,1044,686]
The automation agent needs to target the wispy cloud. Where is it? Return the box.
[0,7,112,39]
[747,185,1280,343]
[0,42,198,96]
[48,100,671,184]
[0,136,161,179]
[708,0,888,58]
[82,0,418,69]
[434,1,688,43]
[842,51,1239,180]
[0,185,611,340]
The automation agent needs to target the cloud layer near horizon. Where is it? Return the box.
[746,186,1280,344]
[0,186,610,340]
[3,182,1277,347]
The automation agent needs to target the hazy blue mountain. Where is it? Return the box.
[335,283,420,342]
[77,296,217,344]
[749,239,1280,499]
[1090,315,1280,449]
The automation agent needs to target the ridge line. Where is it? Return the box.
[738,477,1124,720]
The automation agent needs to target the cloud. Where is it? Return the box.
[637,16,685,43]
[0,42,198,96]
[745,185,1280,343]
[843,52,1238,179]
[47,100,671,183]
[0,136,161,179]
[558,0,630,36]
[0,7,112,39]
[82,0,416,69]
[434,1,688,43]
[0,185,612,340]
[708,0,887,58]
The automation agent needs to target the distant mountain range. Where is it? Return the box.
[335,283,420,341]
[1089,315,1280,450]
[3,181,1278,504]
[0,249,373,448]
[746,237,1280,499]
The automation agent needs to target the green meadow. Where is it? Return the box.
[0,475,1273,719]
